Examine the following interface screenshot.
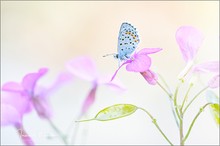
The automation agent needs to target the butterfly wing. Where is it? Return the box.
[117,22,140,61]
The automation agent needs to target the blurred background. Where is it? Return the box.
[1,1,219,145]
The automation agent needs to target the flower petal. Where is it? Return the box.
[110,60,131,82]
[22,68,48,97]
[192,61,219,73]
[32,97,52,119]
[1,104,22,126]
[138,48,163,55]
[98,75,126,92]
[176,26,204,62]
[140,70,158,85]
[66,56,98,82]
[2,82,24,93]
[208,75,219,88]
[178,60,194,80]
[37,72,74,98]
[15,125,35,145]
[80,85,97,115]
[1,92,32,115]
[126,54,151,72]
[33,72,73,119]
[104,82,126,93]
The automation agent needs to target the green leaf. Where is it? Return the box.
[77,104,138,122]
[206,90,220,125]
[210,104,220,125]
[95,104,137,121]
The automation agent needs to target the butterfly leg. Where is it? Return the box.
[125,54,131,59]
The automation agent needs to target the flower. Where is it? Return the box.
[1,68,47,145]
[176,26,219,88]
[110,48,162,85]
[66,56,125,116]
[140,70,158,85]
[1,68,73,121]
[192,61,219,88]
[1,68,48,126]
[1,92,30,126]
[1,68,72,145]
[1,92,34,145]
[176,26,204,63]
[176,26,204,79]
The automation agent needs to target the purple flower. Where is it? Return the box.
[66,56,125,116]
[176,26,204,63]
[176,26,204,79]
[192,61,219,88]
[111,48,162,85]
[1,92,34,145]
[1,68,47,145]
[1,68,72,145]
[1,68,48,125]
[176,26,219,88]
[1,68,72,122]
[140,70,158,85]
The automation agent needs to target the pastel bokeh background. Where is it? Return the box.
[1,1,219,145]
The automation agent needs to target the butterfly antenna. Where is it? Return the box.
[103,53,115,57]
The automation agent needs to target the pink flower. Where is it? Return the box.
[176,26,219,88]
[140,70,158,85]
[1,68,72,145]
[1,68,72,122]
[192,61,219,88]
[176,26,204,79]
[176,26,204,63]
[1,92,35,145]
[111,48,162,85]
[66,56,125,116]
[1,68,47,145]
[1,68,48,125]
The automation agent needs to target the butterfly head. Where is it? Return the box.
[113,54,119,59]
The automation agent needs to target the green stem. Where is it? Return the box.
[65,114,82,145]
[158,73,172,94]
[173,82,185,145]
[179,83,194,145]
[75,118,95,122]
[156,80,179,128]
[156,81,173,99]
[183,86,209,114]
[48,119,68,145]
[181,84,193,111]
[70,122,80,144]
[183,103,212,143]
[138,107,174,146]
[179,110,184,145]
[173,82,182,122]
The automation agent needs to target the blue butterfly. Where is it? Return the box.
[104,22,140,66]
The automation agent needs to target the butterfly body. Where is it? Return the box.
[103,22,140,66]
[116,22,140,61]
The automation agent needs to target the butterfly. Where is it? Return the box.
[103,22,140,66]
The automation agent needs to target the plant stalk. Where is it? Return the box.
[179,110,184,145]
[183,103,211,143]
[48,119,68,145]
[183,86,208,114]
[138,107,174,146]
[156,81,180,127]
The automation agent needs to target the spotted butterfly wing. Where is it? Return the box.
[117,22,140,61]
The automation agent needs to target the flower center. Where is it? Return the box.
[130,56,135,61]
